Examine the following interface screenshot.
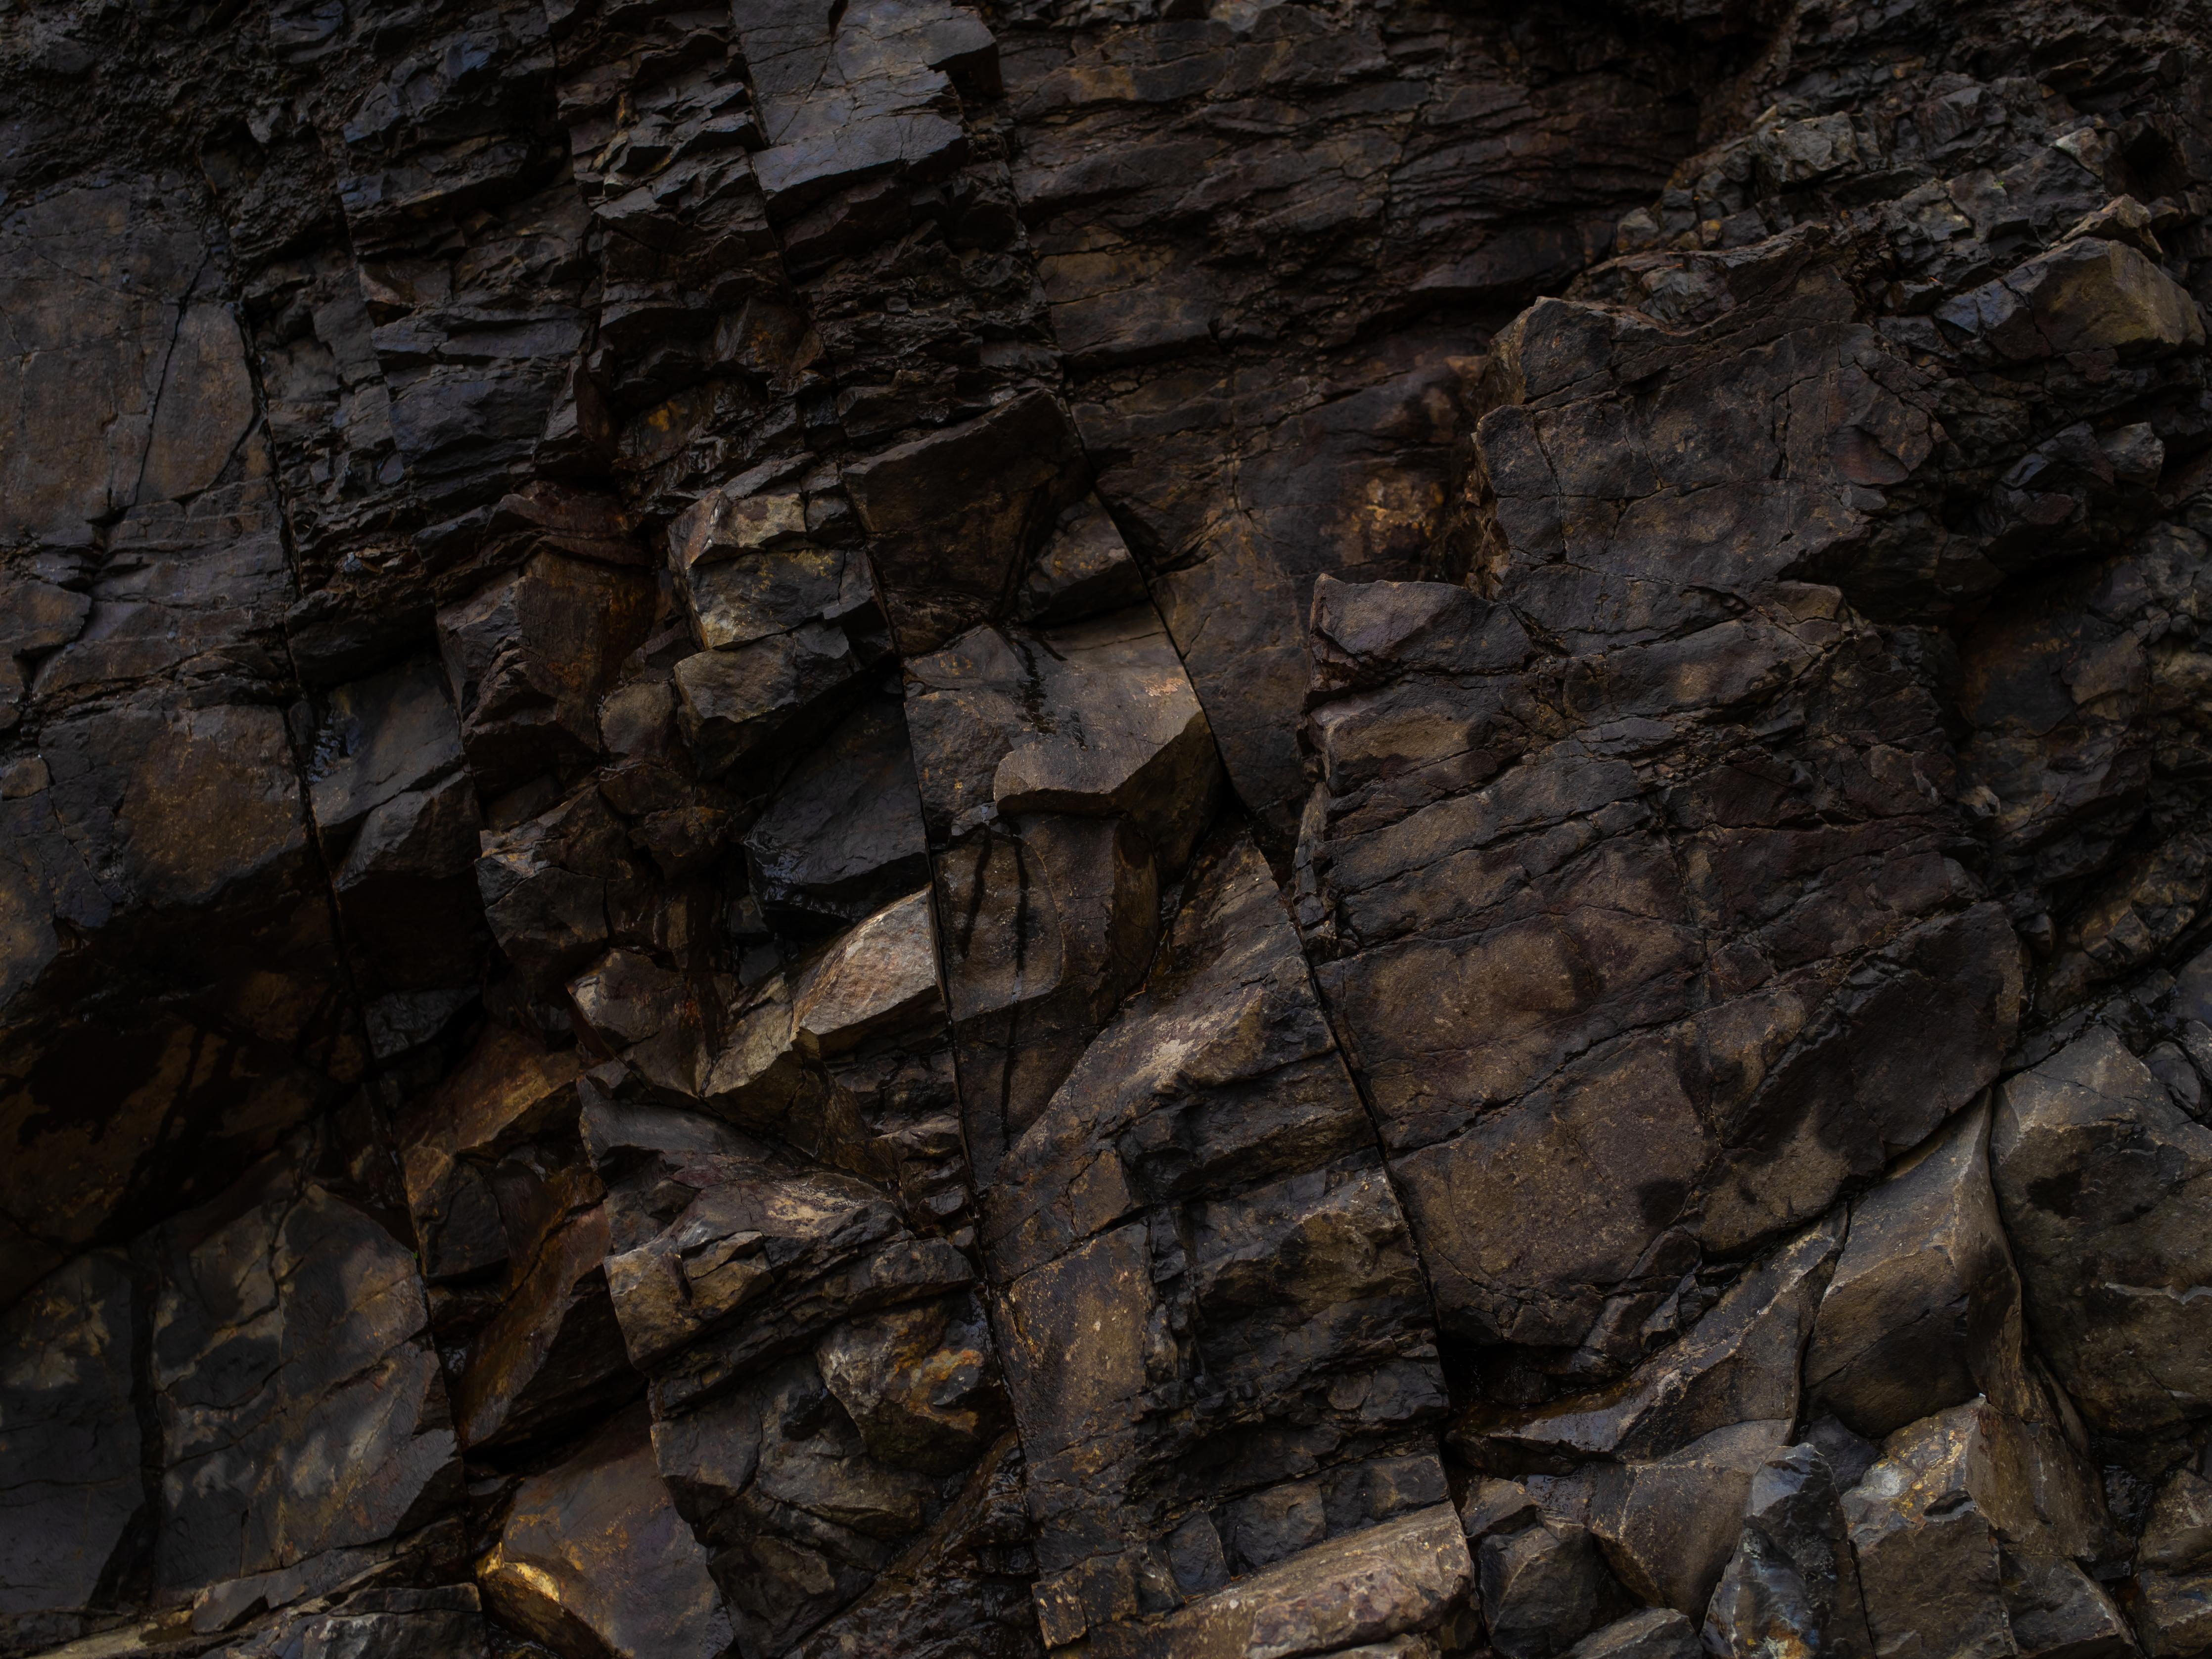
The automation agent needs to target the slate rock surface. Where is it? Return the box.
[7,0,2212,1657]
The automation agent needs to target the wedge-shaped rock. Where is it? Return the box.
[1019,497,1150,627]
[909,608,1222,1166]
[983,835,1375,1277]
[1455,1217,1842,1472]
[674,622,863,780]
[1059,1504,1474,1659]
[585,1093,973,1400]
[1806,1099,2034,1439]
[2002,1551,2134,1659]
[739,0,989,221]
[987,834,1449,1649]
[1992,1026,2212,1431]
[479,1405,737,1659]
[745,697,930,928]
[792,888,945,1057]
[926,811,1160,1180]
[571,947,696,1059]
[1704,1442,1874,1659]
[905,605,1219,864]
[653,1310,1007,1659]
[846,391,1087,655]
[436,551,654,795]
[397,1021,583,1285]
[475,784,636,993]
[817,1294,1007,1476]
[787,1431,1042,1659]
[452,1160,631,1453]
[306,655,465,846]
[690,893,969,1226]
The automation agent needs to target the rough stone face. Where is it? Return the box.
[212,1587,491,1659]
[908,601,1224,1168]
[1300,573,2023,1362]
[985,831,1451,1652]
[0,1253,143,1654]
[2128,1469,2212,1658]
[1805,1100,2035,1440]
[148,1155,461,1604]
[1992,1026,2212,1432]
[1703,1442,1873,1659]
[1843,1400,2115,1659]
[10,0,2212,1653]
[1567,1610,1701,1659]
[479,1405,737,1659]
[1456,1218,1842,1475]
[1060,1504,1475,1659]
[743,697,929,929]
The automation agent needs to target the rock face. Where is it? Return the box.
[7,0,2212,1656]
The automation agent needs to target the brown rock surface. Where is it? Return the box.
[8,0,2212,1654]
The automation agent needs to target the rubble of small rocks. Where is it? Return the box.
[7,0,2212,1657]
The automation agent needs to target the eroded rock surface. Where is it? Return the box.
[8,0,2212,1656]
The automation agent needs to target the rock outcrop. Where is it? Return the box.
[7,0,2212,1656]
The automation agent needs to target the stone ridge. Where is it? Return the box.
[3,1,2212,1658]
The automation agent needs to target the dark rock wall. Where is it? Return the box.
[5,0,2212,1656]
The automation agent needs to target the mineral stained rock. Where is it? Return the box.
[8,0,2212,1656]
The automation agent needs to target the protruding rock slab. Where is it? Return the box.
[1992,1026,2212,1433]
[1805,1099,2034,1440]
[906,600,1222,1169]
[479,1404,737,1659]
[1054,1504,1474,1659]
[846,392,1087,656]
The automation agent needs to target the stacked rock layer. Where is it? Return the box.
[5,1,2212,1658]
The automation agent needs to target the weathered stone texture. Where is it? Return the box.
[9,0,2212,1656]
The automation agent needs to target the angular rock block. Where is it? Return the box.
[479,1405,737,1659]
[1844,1400,2114,1659]
[906,602,1222,1169]
[1805,1099,2035,1439]
[1993,1027,2212,1432]
[983,833,1450,1651]
[437,551,655,797]
[1703,1442,1873,1659]
[308,654,486,1006]
[847,392,1088,656]
[744,696,930,930]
